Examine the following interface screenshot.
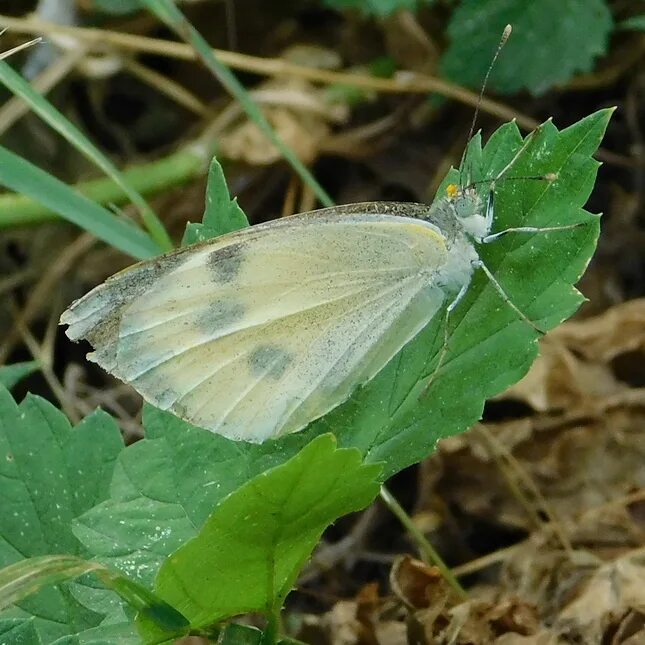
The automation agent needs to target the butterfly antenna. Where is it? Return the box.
[459,24,512,185]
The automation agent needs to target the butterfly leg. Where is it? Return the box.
[481,222,584,244]
[475,259,544,334]
[421,281,470,396]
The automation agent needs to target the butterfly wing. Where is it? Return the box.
[61,205,448,442]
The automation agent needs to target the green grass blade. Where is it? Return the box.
[0,147,206,229]
[0,555,189,637]
[141,0,334,207]
[0,145,161,259]
[0,59,173,250]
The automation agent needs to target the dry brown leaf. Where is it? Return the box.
[390,556,453,610]
[554,553,645,643]
[503,299,645,412]
[219,78,348,166]
[553,299,645,363]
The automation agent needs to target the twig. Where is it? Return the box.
[10,299,80,423]
[122,57,214,117]
[476,424,574,554]
[0,36,42,61]
[379,485,467,599]
[0,14,536,128]
[0,233,95,364]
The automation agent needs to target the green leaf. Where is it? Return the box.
[0,387,126,643]
[141,434,379,632]
[73,406,310,589]
[0,618,41,645]
[0,361,39,390]
[181,157,249,246]
[441,0,613,95]
[0,146,161,260]
[323,0,434,17]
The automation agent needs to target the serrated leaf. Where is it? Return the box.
[140,434,379,632]
[0,387,126,643]
[181,157,249,246]
[0,361,39,390]
[323,0,434,17]
[441,0,613,95]
[311,110,609,474]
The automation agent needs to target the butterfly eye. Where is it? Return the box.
[453,190,481,220]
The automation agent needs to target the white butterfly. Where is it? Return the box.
[60,133,578,443]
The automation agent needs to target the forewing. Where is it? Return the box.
[61,208,448,442]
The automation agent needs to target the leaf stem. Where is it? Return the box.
[379,485,467,599]
[260,610,280,645]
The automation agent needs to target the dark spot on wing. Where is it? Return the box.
[248,345,293,380]
[198,298,246,331]
[208,242,246,283]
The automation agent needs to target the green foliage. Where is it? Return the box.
[169,111,607,480]
[0,387,127,643]
[0,361,39,390]
[325,0,614,94]
[72,406,309,588]
[441,0,613,95]
[311,111,608,474]
[182,158,250,246]
[323,0,434,17]
[140,434,379,635]
[56,418,376,642]
[65,111,608,643]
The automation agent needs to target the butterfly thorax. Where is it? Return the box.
[422,186,489,294]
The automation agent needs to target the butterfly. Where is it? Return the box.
[60,120,582,444]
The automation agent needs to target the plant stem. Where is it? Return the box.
[260,610,279,645]
[0,147,207,229]
[379,485,467,600]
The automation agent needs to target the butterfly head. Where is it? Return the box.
[446,183,490,240]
